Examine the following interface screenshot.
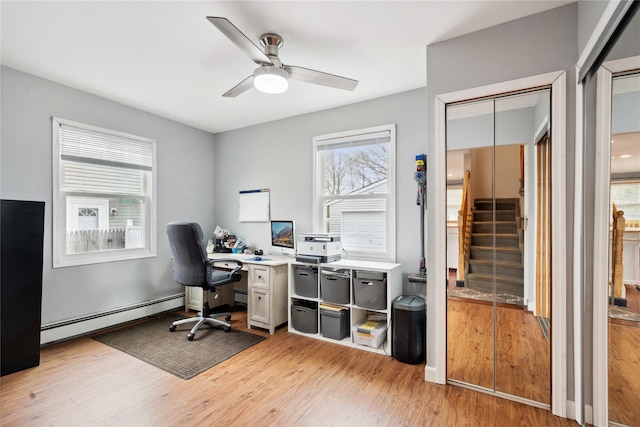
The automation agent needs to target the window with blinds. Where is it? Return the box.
[52,117,157,267]
[313,124,396,262]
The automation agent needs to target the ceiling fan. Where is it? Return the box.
[206,16,359,97]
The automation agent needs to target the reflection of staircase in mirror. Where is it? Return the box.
[466,198,524,299]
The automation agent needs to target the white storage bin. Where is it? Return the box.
[352,322,387,349]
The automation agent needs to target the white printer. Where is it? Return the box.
[296,233,342,263]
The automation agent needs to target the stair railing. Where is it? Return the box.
[611,203,625,299]
[457,170,472,282]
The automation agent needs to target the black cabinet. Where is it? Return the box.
[1,199,45,376]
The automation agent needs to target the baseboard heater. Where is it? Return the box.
[40,293,184,345]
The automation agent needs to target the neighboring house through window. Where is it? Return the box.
[313,124,396,262]
[52,117,156,267]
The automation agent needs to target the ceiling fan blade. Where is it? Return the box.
[206,16,272,66]
[284,65,358,91]
[222,75,254,97]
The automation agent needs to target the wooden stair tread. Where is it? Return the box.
[471,245,521,252]
[469,259,523,268]
[474,197,519,201]
[467,272,524,285]
[471,233,518,237]
[473,220,517,225]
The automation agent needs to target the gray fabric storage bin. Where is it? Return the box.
[320,306,349,340]
[291,300,318,333]
[354,271,387,309]
[294,265,318,297]
[355,270,385,281]
[320,269,350,304]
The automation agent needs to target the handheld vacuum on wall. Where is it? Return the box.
[408,154,427,283]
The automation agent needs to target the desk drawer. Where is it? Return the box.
[213,260,248,271]
[249,265,270,289]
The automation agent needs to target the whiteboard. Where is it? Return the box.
[239,189,270,222]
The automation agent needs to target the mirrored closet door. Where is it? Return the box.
[607,70,640,427]
[446,88,552,406]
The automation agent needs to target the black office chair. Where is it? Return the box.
[166,222,243,340]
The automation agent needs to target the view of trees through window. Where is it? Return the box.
[324,144,388,195]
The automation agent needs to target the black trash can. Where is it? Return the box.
[392,295,426,364]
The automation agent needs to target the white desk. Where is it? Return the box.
[206,253,290,334]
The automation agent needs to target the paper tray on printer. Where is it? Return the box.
[296,254,341,263]
[296,255,322,264]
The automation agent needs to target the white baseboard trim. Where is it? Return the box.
[425,365,444,383]
[566,400,593,425]
[40,293,184,345]
[527,300,535,313]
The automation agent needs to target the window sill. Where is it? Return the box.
[53,249,156,268]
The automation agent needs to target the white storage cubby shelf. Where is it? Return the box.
[288,259,402,355]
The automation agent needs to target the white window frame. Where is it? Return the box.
[312,124,396,262]
[52,117,157,268]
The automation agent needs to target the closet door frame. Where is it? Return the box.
[428,70,567,417]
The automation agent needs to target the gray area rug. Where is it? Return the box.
[93,313,265,379]
[609,305,640,322]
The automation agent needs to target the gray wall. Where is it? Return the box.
[213,88,427,281]
[606,5,640,61]
[578,0,610,53]
[1,66,217,324]
[426,1,578,395]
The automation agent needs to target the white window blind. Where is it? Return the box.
[316,130,391,151]
[60,124,153,170]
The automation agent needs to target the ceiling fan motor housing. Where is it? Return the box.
[259,33,284,66]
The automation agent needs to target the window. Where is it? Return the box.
[611,179,640,229]
[313,124,396,262]
[52,117,156,267]
[446,186,463,225]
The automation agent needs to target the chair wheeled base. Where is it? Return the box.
[169,302,232,340]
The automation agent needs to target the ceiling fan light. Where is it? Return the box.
[254,66,289,94]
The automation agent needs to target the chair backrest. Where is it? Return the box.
[166,222,208,287]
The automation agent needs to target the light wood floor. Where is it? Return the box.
[447,298,551,404]
[609,320,640,426]
[0,308,575,426]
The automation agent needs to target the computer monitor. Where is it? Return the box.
[270,220,295,256]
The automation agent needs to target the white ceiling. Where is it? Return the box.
[1,1,573,134]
